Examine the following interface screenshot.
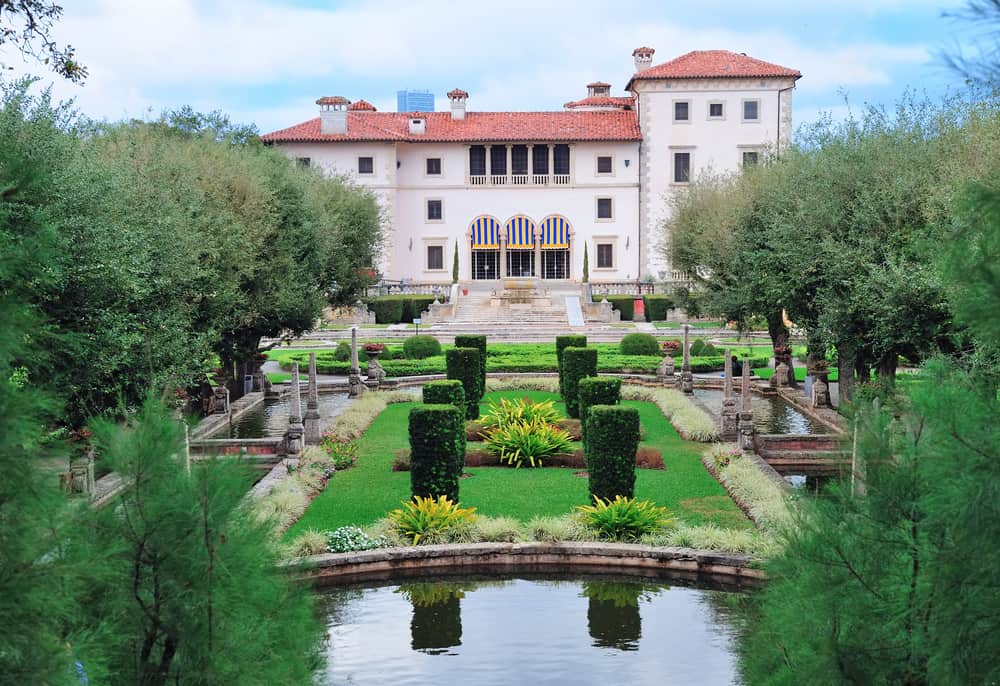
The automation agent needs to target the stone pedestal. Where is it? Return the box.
[812,374,831,408]
[720,348,738,440]
[771,361,791,388]
[679,323,693,394]
[212,386,230,414]
[366,350,385,388]
[68,452,95,496]
[285,364,305,455]
[656,355,675,383]
[304,352,321,445]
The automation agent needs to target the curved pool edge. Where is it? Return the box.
[288,541,765,587]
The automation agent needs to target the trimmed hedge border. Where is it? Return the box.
[421,380,465,409]
[445,347,482,419]
[555,335,587,397]
[365,296,437,324]
[585,405,640,500]
[409,404,466,501]
[562,347,597,419]
[643,294,674,321]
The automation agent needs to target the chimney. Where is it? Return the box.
[587,81,611,98]
[447,88,468,120]
[316,96,349,134]
[408,116,426,135]
[632,46,655,72]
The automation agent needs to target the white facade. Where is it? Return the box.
[265,49,799,283]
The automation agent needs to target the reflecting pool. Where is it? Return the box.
[694,388,827,435]
[318,575,747,685]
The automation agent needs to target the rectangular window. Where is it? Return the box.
[490,146,507,175]
[743,100,760,121]
[426,158,441,175]
[708,102,724,118]
[553,144,570,175]
[742,150,759,166]
[597,243,614,269]
[426,245,444,271]
[596,197,613,220]
[673,101,690,122]
[358,156,374,174]
[673,152,691,183]
[295,157,311,168]
[596,155,613,174]
[532,145,549,175]
[469,146,486,175]
[511,145,528,175]
[426,199,443,221]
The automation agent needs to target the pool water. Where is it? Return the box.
[318,575,748,686]
[209,393,351,439]
[693,388,827,435]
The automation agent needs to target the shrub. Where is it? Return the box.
[643,294,673,321]
[422,379,465,409]
[585,405,640,500]
[472,516,524,543]
[619,332,660,356]
[367,298,404,324]
[480,397,562,431]
[577,495,673,541]
[483,417,574,468]
[319,435,359,470]
[324,525,390,553]
[388,495,477,545]
[287,529,328,557]
[562,347,598,418]
[408,404,466,501]
[578,376,622,445]
[446,347,482,419]
[403,334,442,359]
[454,334,487,392]
[527,515,595,542]
[333,341,351,361]
[593,294,634,320]
[689,338,707,356]
[555,335,587,396]
[400,297,435,322]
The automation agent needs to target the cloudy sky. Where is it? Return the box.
[2,0,984,136]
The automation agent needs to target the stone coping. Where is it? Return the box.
[289,541,764,587]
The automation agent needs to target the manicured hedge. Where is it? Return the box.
[593,295,635,321]
[408,404,466,501]
[585,405,640,501]
[365,296,437,324]
[578,376,622,446]
[562,347,598,419]
[556,335,587,397]
[454,335,487,393]
[446,347,482,419]
[403,334,442,359]
[643,294,674,321]
[422,379,465,409]
[690,339,719,357]
[619,332,659,356]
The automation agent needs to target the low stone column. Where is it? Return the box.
[656,353,675,384]
[738,359,754,451]
[721,348,738,440]
[679,324,694,394]
[348,326,366,399]
[285,363,304,455]
[304,352,321,445]
[812,373,831,408]
[772,361,791,388]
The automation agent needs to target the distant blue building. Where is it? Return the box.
[396,90,435,112]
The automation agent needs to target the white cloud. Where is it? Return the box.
[2,0,949,128]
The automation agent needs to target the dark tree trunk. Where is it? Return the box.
[838,342,856,405]
[767,310,796,387]
[877,353,898,383]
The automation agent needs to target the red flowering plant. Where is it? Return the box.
[363,343,385,354]
[772,345,792,357]
[661,340,681,353]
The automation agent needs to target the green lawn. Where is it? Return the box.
[754,366,840,382]
[653,320,727,329]
[287,390,752,538]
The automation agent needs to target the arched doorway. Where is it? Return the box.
[469,215,500,280]
[505,215,536,277]
[540,215,571,279]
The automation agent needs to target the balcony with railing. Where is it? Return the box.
[467,143,573,187]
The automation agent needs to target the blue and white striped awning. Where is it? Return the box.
[540,215,571,249]
[506,215,535,249]
[470,215,501,249]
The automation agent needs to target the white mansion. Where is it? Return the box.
[262,48,800,284]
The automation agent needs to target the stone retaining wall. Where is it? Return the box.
[290,541,764,587]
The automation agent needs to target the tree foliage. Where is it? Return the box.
[0,1,86,81]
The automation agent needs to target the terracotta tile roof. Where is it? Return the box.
[628,50,801,86]
[347,99,376,111]
[563,96,634,109]
[315,95,349,105]
[261,110,641,144]
[447,88,469,99]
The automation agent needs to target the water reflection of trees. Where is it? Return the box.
[581,581,664,651]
